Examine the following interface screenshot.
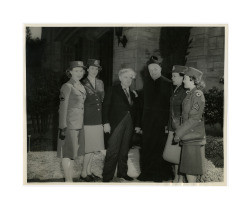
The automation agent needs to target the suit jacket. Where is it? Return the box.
[58,78,86,130]
[82,78,104,125]
[102,84,137,131]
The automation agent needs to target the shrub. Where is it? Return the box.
[204,87,224,126]
[27,71,60,133]
[205,136,224,167]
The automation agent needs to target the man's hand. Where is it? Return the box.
[103,123,111,134]
[173,134,180,143]
[135,127,142,134]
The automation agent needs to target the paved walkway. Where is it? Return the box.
[27,147,142,183]
[27,146,224,183]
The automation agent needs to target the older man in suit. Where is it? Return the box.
[102,68,138,182]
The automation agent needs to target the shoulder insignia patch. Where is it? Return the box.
[195,90,203,97]
[186,90,190,94]
[192,102,200,111]
[196,92,201,97]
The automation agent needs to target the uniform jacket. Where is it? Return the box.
[58,78,86,130]
[82,78,104,125]
[102,84,138,131]
[175,87,206,145]
[168,85,188,131]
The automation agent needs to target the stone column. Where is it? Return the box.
[112,27,161,90]
[186,27,225,90]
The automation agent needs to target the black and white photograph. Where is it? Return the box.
[4,0,250,209]
[25,25,226,184]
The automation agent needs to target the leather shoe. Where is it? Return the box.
[79,175,94,182]
[117,175,133,181]
[153,177,163,183]
[137,173,150,181]
[153,175,163,183]
[102,178,111,182]
[91,174,101,181]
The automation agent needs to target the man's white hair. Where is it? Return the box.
[118,68,136,79]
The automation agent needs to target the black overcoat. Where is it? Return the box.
[139,76,173,180]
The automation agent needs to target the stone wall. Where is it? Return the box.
[41,27,225,90]
[112,27,225,90]
[112,27,161,90]
[186,27,225,90]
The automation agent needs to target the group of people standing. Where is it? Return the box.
[57,56,206,183]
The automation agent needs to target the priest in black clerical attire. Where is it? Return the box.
[136,56,174,182]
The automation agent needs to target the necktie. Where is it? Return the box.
[124,88,132,104]
[90,79,95,89]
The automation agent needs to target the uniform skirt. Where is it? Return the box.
[179,144,206,175]
[84,125,105,153]
[57,128,85,160]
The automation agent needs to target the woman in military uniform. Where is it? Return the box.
[163,65,188,183]
[79,59,105,182]
[57,61,87,182]
[174,67,206,183]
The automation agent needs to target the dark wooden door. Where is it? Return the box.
[98,29,114,90]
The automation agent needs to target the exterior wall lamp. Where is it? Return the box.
[115,27,128,48]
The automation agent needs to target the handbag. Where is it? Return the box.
[162,131,181,164]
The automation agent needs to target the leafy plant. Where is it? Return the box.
[26,27,60,134]
[205,136,224,168]
[204,87,224,126]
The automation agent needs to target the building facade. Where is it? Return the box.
[41,26,225,91]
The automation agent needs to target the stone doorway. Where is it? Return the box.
[98,29,114,90]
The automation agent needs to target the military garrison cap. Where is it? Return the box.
[87,59,102,70]
[69,61,86,69]
[184,67,203,83]
[172,65,188,74]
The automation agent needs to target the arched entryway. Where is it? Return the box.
[42,27,114,89]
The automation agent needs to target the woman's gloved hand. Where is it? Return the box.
[103,123,111,134]
[59,127,67,140]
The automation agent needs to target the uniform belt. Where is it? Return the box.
[172,115,183,124]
